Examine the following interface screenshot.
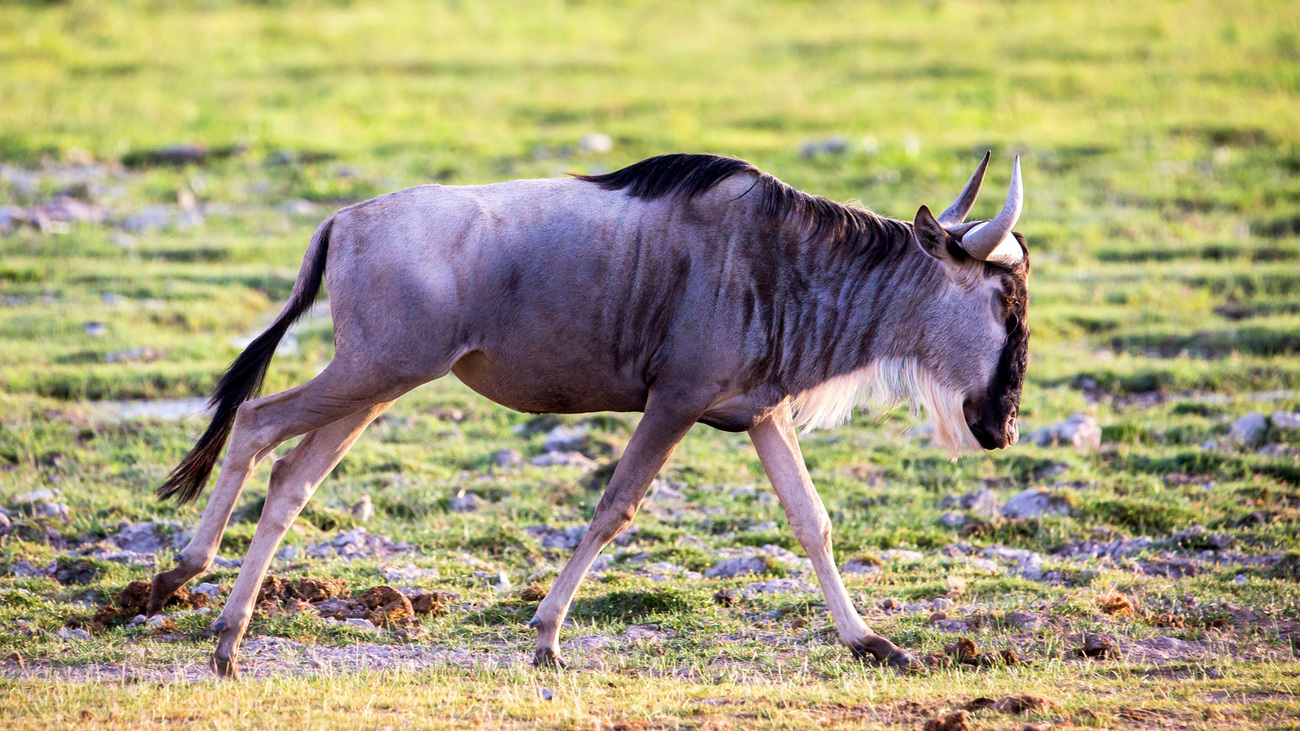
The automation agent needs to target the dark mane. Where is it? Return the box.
[576,153,911,264]
[575,153,760,200]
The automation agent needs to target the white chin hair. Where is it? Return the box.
[790,357,979,456]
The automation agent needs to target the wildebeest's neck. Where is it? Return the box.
[755,203,945,396]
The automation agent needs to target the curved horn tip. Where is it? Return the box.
[957,156,1025,261]
[935,151,992,226]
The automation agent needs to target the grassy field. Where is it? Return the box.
[2,0,1300,728]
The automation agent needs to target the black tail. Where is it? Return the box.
[157,217,335,504]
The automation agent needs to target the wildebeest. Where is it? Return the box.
[146,152,1028,677]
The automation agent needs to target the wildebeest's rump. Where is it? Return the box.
[148,152,1029,677]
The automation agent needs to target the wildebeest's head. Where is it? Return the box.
[909,154,1029,453]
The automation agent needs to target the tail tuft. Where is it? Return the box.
[157,218,333,504]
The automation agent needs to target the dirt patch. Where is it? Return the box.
[359,586,414,628]
[922,710,970,731]
[994,695,1054,715]
[939,637,1021,668]
[1098,589,1135,616]
[91,580,206,629]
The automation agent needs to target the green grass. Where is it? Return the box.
[3,0,1300,728]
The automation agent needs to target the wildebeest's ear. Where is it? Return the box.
[912,205,963,265]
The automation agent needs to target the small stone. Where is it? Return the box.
[961,489,1002,519]
[0,513,9,529]
[1002,488,1070,519]
[1028,413,1101,450]
[1206,667,1223,679]
[939,511,965,528]
[704,556,768,579]
[1229,412,1269,448]
[713,588,736,607]
[58,627,91,641]
[345,618,377,631]
[841,558,880,575]
[932,597,954,611]
[530,451,597,469]
[491,449,522,467]
[1271,411,1300,431]
[1233,574,1247,584]
[448,493,482,513]
[39,502,70,520]
[275,545,298,562]
[191,583,221,600]
[14,489,57,504]
[542,425,589,453]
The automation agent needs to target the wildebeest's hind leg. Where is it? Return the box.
[748,407,921,672]
[147,361,409,615]
[208,400,393,678]
[530,394,702,667]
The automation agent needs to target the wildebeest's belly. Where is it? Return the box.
[450,349,649,415]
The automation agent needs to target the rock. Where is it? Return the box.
[104,347,160,364]
[8,561,52,578]
[530,451,597,469]
[741,578,816,595]
[351,494,374,522]
[344,618,377,631]
[704,556,769,579]
[713,588,736,607]
[0,513,9,529]
[39,502,70,520]
[58,627,91,641]
[623,624,674,642]
[119,205,171,232]
[841,558,880,575]
[967,557,1001,572]
[542,425,589,453]
[491,449,522,467]
[1004,611,1046,630]
[1026,413,1101,450]
[729,485,757,497]
[650,479,687,502]
[939,511,965,528]
[1228,412,1269,448]
[932,597,954,611]
[448,493,482,513]
[382,563,438,583]
[960,489,1002,519]
[13,489,57,504]
[191,583,222,600]
[880,549,924,563]
[1001,488,1070,519]
[275,545,298,561]
[112,521,184,554]
[1271,411,1300,431]
[305,528,413,561]
[578,133,613,153]
[1080,632,1118,659]
[528,525,588,551]
[800,135,849,158]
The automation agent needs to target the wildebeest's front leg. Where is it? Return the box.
[529,395,701,667]
[208,401,391,678]
[748,406,920,671]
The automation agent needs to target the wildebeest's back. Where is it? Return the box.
[422,175,769,414]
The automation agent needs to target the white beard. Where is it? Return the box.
[789,357,978,456]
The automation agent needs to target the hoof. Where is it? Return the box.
[146,573,179,617]
[210,653,240,680]
[851,638,924,674]
[527,616,540,629]
[532,647,567,669]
